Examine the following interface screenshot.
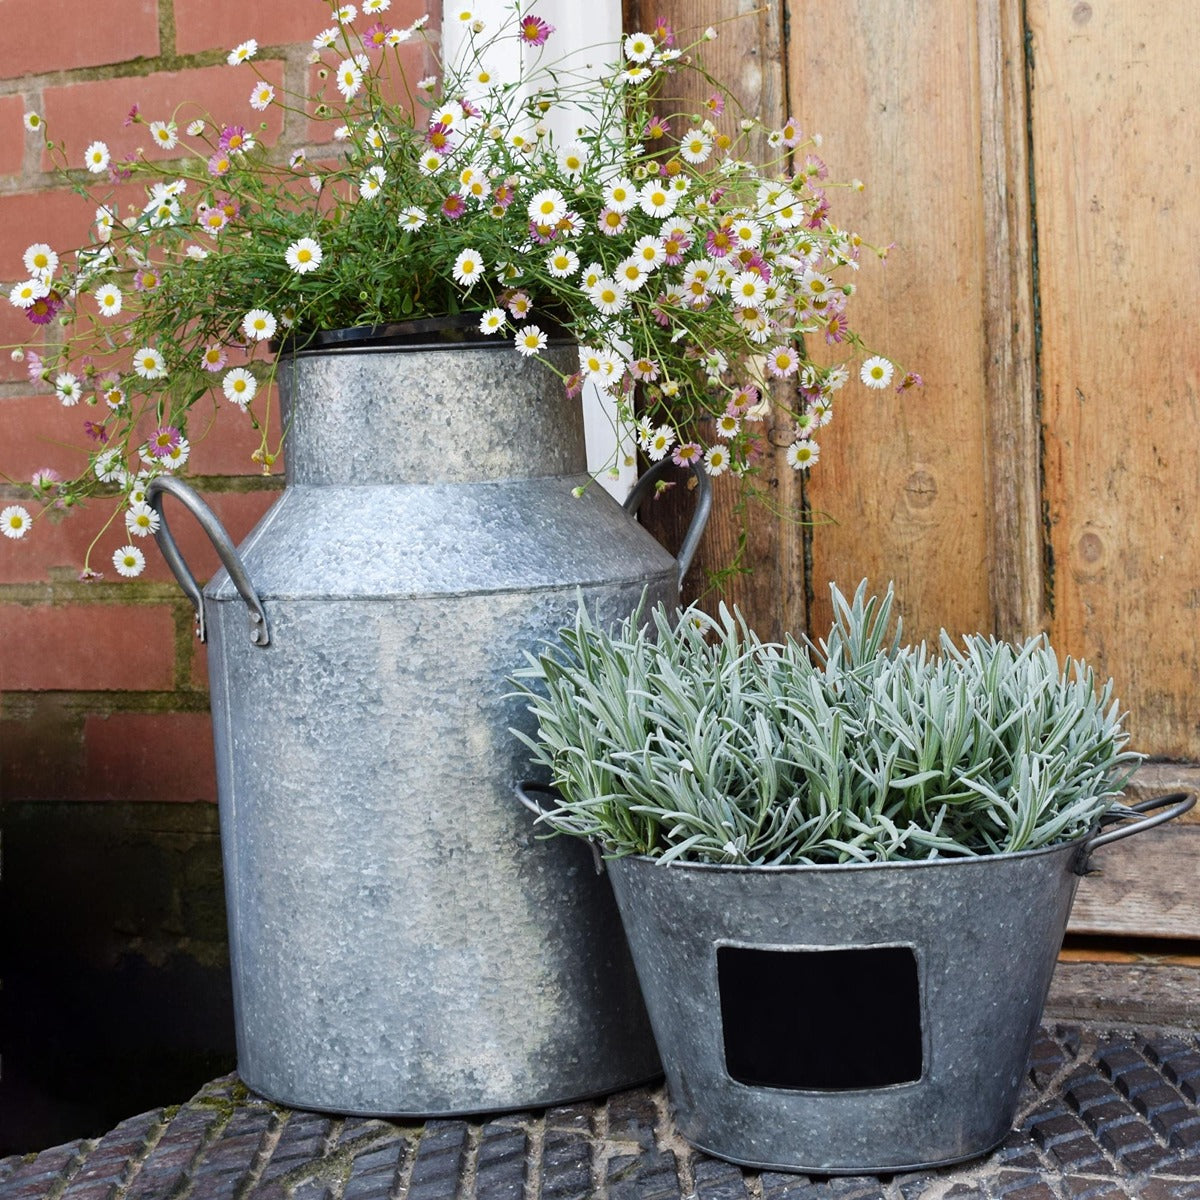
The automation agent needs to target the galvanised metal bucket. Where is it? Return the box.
[147,324,709,1116]
[596,794,1194,1174]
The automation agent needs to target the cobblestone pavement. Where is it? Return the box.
[5,1023,1200,1199]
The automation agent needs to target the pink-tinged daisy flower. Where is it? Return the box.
[133,348,168,380]
[778,116,801,147]
[515,325,548,357]
[31,468,61,492]
[133,267,161,293]
[505,291,532,319]
[26,290,64,325]
[896,371,925,393]
[112,544,146,577]
[704,445,731,475]
[629,358,659,382]
[218,124,251,153]
[824,311,850,345]
[198,205,229,235]
[84,141,110,173]
[25,350,44,383]
[147,425,182,458]
[597,207,627,237]
[491,182,516,211]
[126,502,160,538]
[441,193,467,220]
[652,16,675,46]
[249,83,275,111]
[519,15,554,46]
[705,226,736,258]
[860,356,894,389]
[672,441,701,467]
[285,238,323,273]
[226,39,257,65]
[563,371,583,399]
[452,248,483,288]
[766,345,801,378]
[84,416,110,442]
[363,22,390,50]
[643,115,670,143]
[1,506,32,539]
[223,368,257,405]
[704,92,725,117]
[201,345,228,372]
[242,309,277,341]
[786,439,820,470]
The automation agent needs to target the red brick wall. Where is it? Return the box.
[0,1,437,802]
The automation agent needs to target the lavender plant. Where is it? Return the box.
[513,583,1142,865]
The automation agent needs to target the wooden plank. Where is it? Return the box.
[1027,0,1200,758]
[1069,824,1200,939]
[622,0,800,635]
[786,1,993,646]
[977,0,1045,640]
[1045,960,1200,1030]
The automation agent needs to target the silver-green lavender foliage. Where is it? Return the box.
[512,583,1143,864]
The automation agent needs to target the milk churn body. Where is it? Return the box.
[152,335,699,1115]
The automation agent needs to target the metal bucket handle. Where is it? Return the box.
[1077,790,1195,868]
[623,459,713,591]
[146,475,270,647]
[514,781,606,874]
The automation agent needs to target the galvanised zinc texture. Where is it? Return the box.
[201,341,671,1115]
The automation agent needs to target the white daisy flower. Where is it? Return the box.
[679,130,713,164]
[334,4,357,23]
[647,425,676,461]
[615,257,649,292]
[546,248,579,278]
[227,39,257,64]
[242,309,277,341]
[186,119,206,136]
[55,372,82,405]
[9,279,49,308]
[556,141,588,178]
[249,83,275,111]
[418,150,445,175]
[24,244,58,278]
[860,356,894,389]
[1,505,32,539]
[285,238,323,274]
[579,346,623,389]
[112,544,147,577]
[398,206,427,230]
[159,438,190,470]
[133,347,168,379]
[623,31,655,62]
[222,368,257,405]
[786,439,820,469]
[313,26,338,48]
[84,141,111,173]
[603,177,638,213]
[715,414,741,439]
[704,445,731,475]
[95,206,116,242]
[586,277,628,316]
[23,112,42,132]
[515,325,548,357]
[479,308,506,334]
[363,0,390,11]
[125,502,160,538]
[94,449,126,483]
[631,235,665,268]
[452,248,483,287]
[527,187,566,225]
[336,58,365,99]
[94,283,123,316]
[730,271,767,309]
[149,120,178,149]
[637,180,678,218]
[766,345,801,378]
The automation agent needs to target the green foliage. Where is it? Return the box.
[512,582,1142,864]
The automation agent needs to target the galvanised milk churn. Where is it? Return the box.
[148,322,709,1115]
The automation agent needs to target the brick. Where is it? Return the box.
[0,600,176,690]
[187,384,284,477]
[174,0,379,56]
[1029,1107,1089,1150]
[1,94,27,176]
[0,0,159,79]
[83,710,217,803]
[42,63,285,172]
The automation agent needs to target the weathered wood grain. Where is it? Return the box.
[1028,0,1200,757]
